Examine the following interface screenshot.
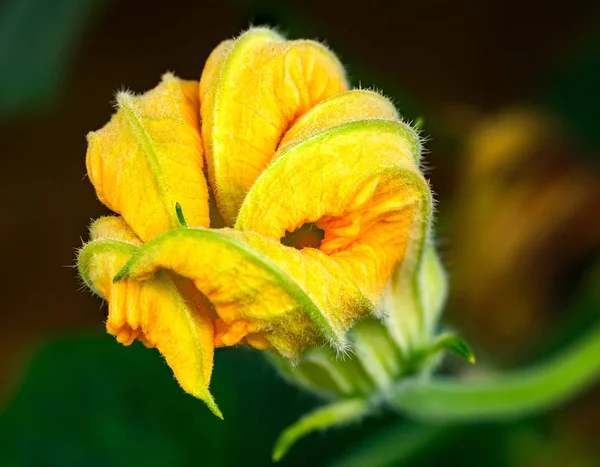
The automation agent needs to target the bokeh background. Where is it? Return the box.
[1,0,600,465]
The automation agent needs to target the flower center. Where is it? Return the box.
[281,223,325,250]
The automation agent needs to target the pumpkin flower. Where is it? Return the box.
[77,27,433,419]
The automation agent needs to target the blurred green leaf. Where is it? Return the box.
[0,335,323,467]
[0,0,102,116]
[328,418,524,467]
[0,334,402,467]
[327,423,448,467]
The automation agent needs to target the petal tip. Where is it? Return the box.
[202,392,224,420]
[115,89,135,105]
[185,383,222,419]
[85,130,97,143]
[113,90,139,115]
[160,71,177,83]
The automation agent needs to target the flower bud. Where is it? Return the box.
[77,28,459,431]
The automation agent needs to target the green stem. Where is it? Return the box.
[389,320,600,421]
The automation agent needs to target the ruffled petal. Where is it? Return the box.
[114,228,373,359]
[235,104,430,300]
[78,223,220,418]
[86,73,210,242]
[200,28,349,225]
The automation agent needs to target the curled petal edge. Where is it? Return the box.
[113,227,375,359]
[78,237,222,419]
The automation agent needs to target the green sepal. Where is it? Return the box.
[175,202,188,228]
[431,333,476,364]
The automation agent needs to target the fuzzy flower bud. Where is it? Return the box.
[77,28,444,426]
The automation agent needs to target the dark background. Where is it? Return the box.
[1,0,600,465]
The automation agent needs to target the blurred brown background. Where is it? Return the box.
[1,1,600,465]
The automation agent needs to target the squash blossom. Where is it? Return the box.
[77,28,455,429]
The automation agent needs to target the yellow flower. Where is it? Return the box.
[77,28,432,418]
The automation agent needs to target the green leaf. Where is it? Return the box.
[273,398,368,462]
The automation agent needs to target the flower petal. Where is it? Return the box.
[86,73,210,242]
[114,228,373,358]
[235,115,431,300]
[278,89,399,148]
[200,27,349,225]
[89,216,142,244]
[77,230,220,418]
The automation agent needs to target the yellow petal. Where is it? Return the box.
[89,216,142,244]
[200,27,349,224]
[77,235,221,418]
[86,73,210,242]
[199,39,234,103]
[236,115,430,300]
[278,89,399,148]
[114,228,373,359]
